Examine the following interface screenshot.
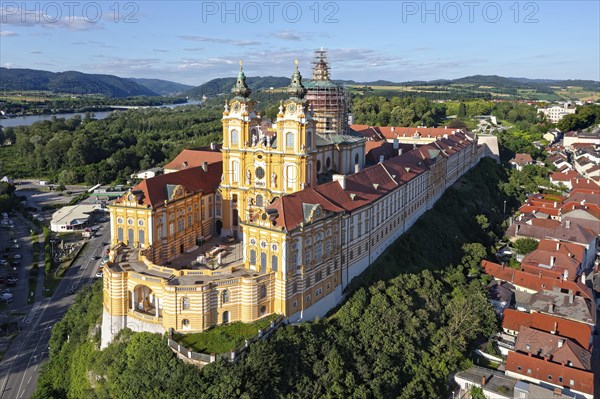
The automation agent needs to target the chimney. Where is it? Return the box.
[554,201,557,208]
[568,289,573,304]
[481,375,487,387]
[556,242,560,251]
[355,163,360,173]
[444,126,447,129]
[391,126,395,132]
[550,256,556,267]
[516,224,521,235]
[558,339,564,348]
[349,193,356,201]
[210,142,216,150]
[333,174,346,190]
[581,273,586,284]
[565,220,571,229]
[201,162,208,172]
[549,303,554,313]
[379,155,385,164]
[551,322,558,334]
[398,148,403,156]
[393,138,399,149]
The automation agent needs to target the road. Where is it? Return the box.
[0,223,110,399]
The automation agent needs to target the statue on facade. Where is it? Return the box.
[252,134,258,146]
[271,172,277,187]
[245,169,251,184]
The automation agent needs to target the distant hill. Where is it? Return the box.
[0,68,158,97]
[128,78,193,96]
[187,74,598,100]
[186,76,290,97]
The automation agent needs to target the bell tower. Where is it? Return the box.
[220,61,316,239]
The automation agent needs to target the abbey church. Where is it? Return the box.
[102,50,489,347]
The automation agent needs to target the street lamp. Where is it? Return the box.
[503,200,507,217]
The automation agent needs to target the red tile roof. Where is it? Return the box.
[550,170,580,182]
[268,187,345,231]
[120,163,222,208]
[514,326,591,370]
[570,178,600,192]
[506,351,594,396]
[520,250,580,281]
[482,260,593,300]
[502,309,593,350]
[509,153,534,166]
[163,148,222,172]
[537,240,586,264]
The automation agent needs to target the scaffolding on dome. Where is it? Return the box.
[305,49,350,135]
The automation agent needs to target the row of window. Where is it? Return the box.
[515,366,574,386]
[230,129,312,151]
[291,281,334,309]
[116,217,145,226]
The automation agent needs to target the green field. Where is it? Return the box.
[348,83,596,101]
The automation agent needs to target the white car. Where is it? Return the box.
[95,271,103,278]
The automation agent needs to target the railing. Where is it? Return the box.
[167,315,286,367]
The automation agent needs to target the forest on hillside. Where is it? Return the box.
[0,106,222,184]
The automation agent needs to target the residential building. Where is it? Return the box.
[508,153,534,171]
[537,103,576,123]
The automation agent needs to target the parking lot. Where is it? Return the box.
[0,212,34,310]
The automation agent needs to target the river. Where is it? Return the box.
[0,100,202,128]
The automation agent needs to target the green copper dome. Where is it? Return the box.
[287,60,307,100]
[231,61,252,98]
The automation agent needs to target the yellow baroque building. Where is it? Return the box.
[102,51,489,348]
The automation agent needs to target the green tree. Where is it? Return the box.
[512,237,538,255]
[457,102,467,118]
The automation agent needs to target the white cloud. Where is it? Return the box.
[272,31,301,41]
[0,30,18,36]
[179,35,260,47]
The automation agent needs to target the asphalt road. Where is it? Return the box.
[0,223,110,399]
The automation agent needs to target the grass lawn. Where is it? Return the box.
[174,313,279,354]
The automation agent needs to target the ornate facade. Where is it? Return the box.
[102,52,488,348]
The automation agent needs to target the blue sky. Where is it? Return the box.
[1,1,599,85]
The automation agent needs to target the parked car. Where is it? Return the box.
[7,275,18,286]
[0,259,8,266]
[0,293,13,303]
[95,271,103,278]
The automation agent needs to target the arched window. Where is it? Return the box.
[182,319,190,328]
[354,153,360,165]
[222,289,230,304]
[117,227,123,242]
[182,297,190,310]
[250,249,256,266]
[256,195,263,207]
[259,284,267,299]
[316,160,321,173]
[231,129,239,145]
[286,132,294,149]
[222,311,230,324]
[326,157,331,169]
[306,131,312,148]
